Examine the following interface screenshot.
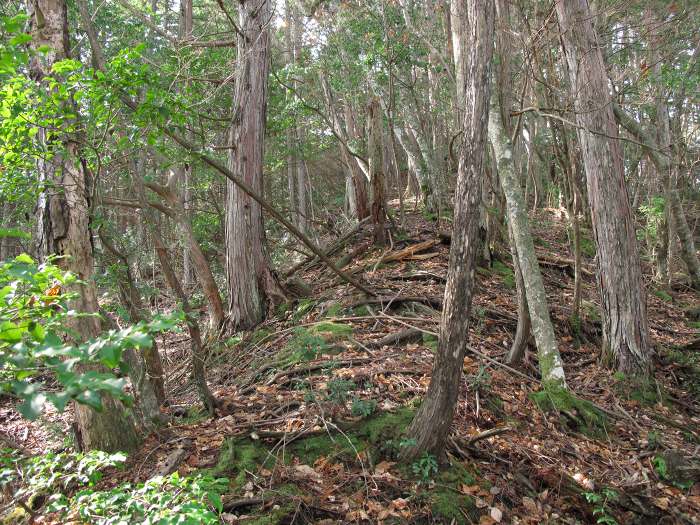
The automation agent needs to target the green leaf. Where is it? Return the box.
[0,321,23,343]
[75,390,102,411]
[17,392,46,420]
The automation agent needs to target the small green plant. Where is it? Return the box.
[0,449,127,511]
[325,379,356,405]
[351,398,377,417]
[49,472,229,524]
[652,455,694,490]
[411,452,438,483]
[583,488,619,525]
[467,365,491,392]
[646,430,661,450]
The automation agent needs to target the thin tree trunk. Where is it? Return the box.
[368,97,387,245]
[133,162,216,415]
[556,0,652,375]
[100,230,166,410]
[506,221,532,365]
[403,0,494,459]
[614,105,700,290]
[489,95,566,388]
[33,0,138,453]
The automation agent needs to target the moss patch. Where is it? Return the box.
[492,260,515,289]
[276,323,352,368]
[291,298,317,322]
[653,289,673,303]
[428,462,480,524]
[307,321,353,341]
[530,386,607,436]
[422,333,438,352]
[614,374,664,406]
[213,438,272,490]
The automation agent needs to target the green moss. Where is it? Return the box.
[275,301,291,317]
[492,260,515,289]
[323,302,344,318]
[213,438,272,490]
[352,304,371,316]
[422,333,438,352]
[429,462,479,524]
[530,386,607,435]
[431,490,477,524]
[614,375,662,406]
[276,323,351,368]
[307,321,353,341]
[687,320,700,329]
[291,407,416,465]
[653,289,673,303]
[291,299,316,322]
[580,236,596,258]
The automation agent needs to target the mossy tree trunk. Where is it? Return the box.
[489,93,567,388]
[31,0,139,453]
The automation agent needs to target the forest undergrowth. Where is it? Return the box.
[2,206,699,524]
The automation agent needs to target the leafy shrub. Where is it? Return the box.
[0,254,177,419]
[0,449,126,506]
[50,472,229,525]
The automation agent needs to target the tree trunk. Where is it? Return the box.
[489,95,566,388]
[403,0,494,459]
[225,0,285,330]
[31,0,138,453]
[368,97,387,246]
[506,221,532,365]
[614,106,700,290]
[99,229,166,419]
[555,0,652,375]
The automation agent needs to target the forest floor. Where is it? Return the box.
[3,205,700,524]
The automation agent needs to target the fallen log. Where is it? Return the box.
[378,239,439,264]
[368,327,423,348]
[348,295,444,310]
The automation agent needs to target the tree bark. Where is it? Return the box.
[489,95,566,388]
[403,0,494,459]
[225,0,285,330]
[31,0,138,452]
[368,97,387,245]
[555,0,652,375]
[99,229,166,418]
[614,105,700,290]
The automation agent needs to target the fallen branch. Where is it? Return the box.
[283,218,369,277]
